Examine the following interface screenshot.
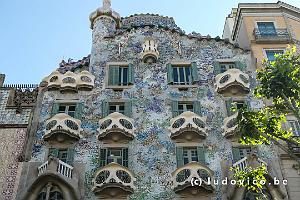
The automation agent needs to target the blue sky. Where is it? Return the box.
[1,0,300,84]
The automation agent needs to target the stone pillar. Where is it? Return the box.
[0,74,5,87]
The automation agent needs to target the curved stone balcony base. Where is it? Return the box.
[169,111,208,142]
[98,128,135,144]
[43,113,83,143]
[171,162,215,195]
[174,184,214,199]
[215,68,250,96]
[170,127,207,143]
[222,112,239,140]
[93,183,134,199]
[92,163,136,199]
[98,112,135,143]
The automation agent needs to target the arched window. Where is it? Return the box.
[244,188,272,200]
[37,183,64,200]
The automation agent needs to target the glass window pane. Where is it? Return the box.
[173,67,178,83]
[68,106,76,111]
[179,67,185,84]
[109,105,117,113]
[185,66,191,83]
[123,67,128,85]
[118,68,122,85]
[58,106,66,113]
[257,22,276,35]
[186,104,193,111]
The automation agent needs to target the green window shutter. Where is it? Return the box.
[167,63,174,84]
[99,148,107,167]
[172,101,179,117]
[225,98,234,116]
[74,102,84,120]
[213,61,221,75]
[102,100,109,118]
[295,121,300,136]
[122,148,129,168]
[128,64,134,85]
[176,147,184,168]
[193,101,202,116]
[124,100,133,118]
[235,61,246,71]
[51,103,60,116]
[232,147,241,163]
[66,148,75,165]
[49,148,59,158]
[245,100,251,111]
[108,66,120,86]
[191,62,199,83]
[197,146,206,165]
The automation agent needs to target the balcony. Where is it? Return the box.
[92,163,136,199]
[38,157,74,179]
[43,70,95,92]
[253,28,291,43]
[140,39,159,64]
[97,112,135,143]
[215,68,250,95]
[222,113,238,140]
[43,113,83,142]
[171,162,215,196]
[233,155,268,172]
[169,111,207,143]
[287,136,300,154]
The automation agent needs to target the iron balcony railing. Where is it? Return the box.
[253,28,291,42]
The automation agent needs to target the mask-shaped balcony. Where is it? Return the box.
[169,111,207,143]
[43,70,95,92]
[43,113,83,142]
[92,163,136,199]
[222,112,239,140]
[215,69,250,95]
[171,162,215,197]
[97,112,135,144]
[140,39,159,64]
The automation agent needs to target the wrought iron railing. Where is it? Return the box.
[253,28,291,41]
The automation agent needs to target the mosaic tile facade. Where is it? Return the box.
[0,128,26,200]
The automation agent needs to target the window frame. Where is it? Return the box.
[263,48,285,62]
[219,62,236,73]
[287,120,300,136]
[182,147,198,165]
[177,101,194,115]
[58,104,76,118]
[256,21,277,36]
[105,62,133,89]
[172,64,192,85]
[168,61,198,89]
[108,102,125,115]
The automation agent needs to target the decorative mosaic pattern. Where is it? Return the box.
[0,128,26,200]
[28,14,277,200]
[0,90,31,125]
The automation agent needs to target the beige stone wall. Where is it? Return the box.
[0,128,26,200]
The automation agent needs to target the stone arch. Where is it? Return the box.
[22,173,80,200]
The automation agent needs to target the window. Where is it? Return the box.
[232,147,252,163]
[167,62,199,85]
[58,104,76,118]
[287,120,300,136]
[257,22,276,36]
[176,146,205,167]
[51,102,83,119]
[99,148,128,168]
[178,102,194,115]
[220,62,236,73]
[265,49,284,61]
[49,148,75,165]
[108,64,134,87]
[109,102,125,115]
[172,101,201,117]
[38,184,64,200]
[183,148,198,165]
[102,100,132,117]
[173,65,192,85]
[225,98,249,116]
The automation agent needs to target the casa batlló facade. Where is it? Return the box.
[0,1,299,200]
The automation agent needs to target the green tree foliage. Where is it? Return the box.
[232,46,300,196]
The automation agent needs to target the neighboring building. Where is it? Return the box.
[0,75,38,200]
[223,1,300,200]
[223,1,300,68]
[0,1,298,200]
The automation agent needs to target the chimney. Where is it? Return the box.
[0,74,5,87]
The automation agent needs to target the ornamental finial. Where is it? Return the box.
[103,0,111,10]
